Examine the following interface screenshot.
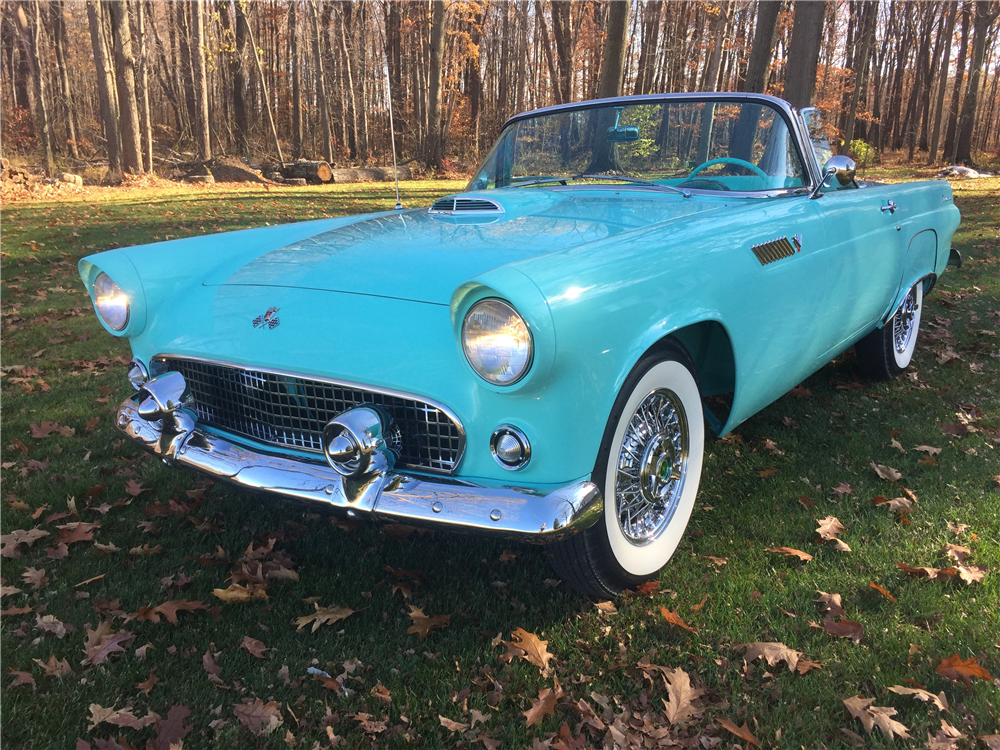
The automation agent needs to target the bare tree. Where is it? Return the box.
[742,0,781,94]
[191,0,211,159]
[955,0,1000,164]
[86,0,121,176]
[108,1,144,173]
[596,0,630,98]
[928,2,958,164]
[49,1,79,160]
[784,0,827,108]
[309,0,333,162]
[425,0,446,169]
[13,1,55,174]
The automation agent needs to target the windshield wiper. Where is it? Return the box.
[509,175,569,187]
[573,173,692,198]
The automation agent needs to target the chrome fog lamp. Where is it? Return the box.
[462,299,532,385]
[490,425,531,470]
[93,272,129,331]
[127,359,149,391]
[322,406,401,477]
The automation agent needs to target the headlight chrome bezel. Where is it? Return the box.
[93,272,130,331]
[461,298,534,386]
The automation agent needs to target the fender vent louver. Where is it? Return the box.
[751,236,799,265]
[429,196,504,215]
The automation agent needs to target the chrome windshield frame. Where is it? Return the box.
[484,92,822,195]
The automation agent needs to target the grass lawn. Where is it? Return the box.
[1,175,997,749]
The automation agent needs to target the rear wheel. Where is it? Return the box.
[546,346,704,597]
[855,282,923,380]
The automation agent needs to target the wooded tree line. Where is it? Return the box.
[2,0,998,180]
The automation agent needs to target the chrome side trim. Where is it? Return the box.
[152,353,466,474]
[115,395,602,543]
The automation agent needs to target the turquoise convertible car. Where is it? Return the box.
[80,94,961,596]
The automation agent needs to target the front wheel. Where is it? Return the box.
[855,282,923,380]
[546,347,705,597]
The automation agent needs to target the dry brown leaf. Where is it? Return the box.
[1,528,50,558]
[234,698,283,736]
[294,603,354,633]
[822,617,864,644]
[22,567,47,589]
[523,681,564,727]
[690,594,709,612]
[832,482,853,498]
[942,544,972,564]
[897,561,959,580]
[843,696,912,741]
[947,521,969,535]
[928,720,965,750]
[81,622,135,666]
[816,515,845,541]
[718,718,760,747]
[9,669,35,688]
[32,654,71,678]
[405,605,450,638]
[150,599,207,625]
[765,546,813,561]
[868,582,897,602]
[957,564,988,584]
[870,461,903,482]
[915,444,942,456]
[700,555,728,568]
[661,667,703,725]
[796,658,823,674]
[978,735,1000,749]
[660,607,698,634]
[738,642,802,672]
[213,584,268,603]
[439,715,468,732]
[936,654,993,686]
[240,635,268,658]
[35,613,68,638]
[500,627,555,674]
[888,685,949,712]
[815,590,846,618]
[136,670,158,696]
[149,705,193,750]
[370,683,391,705]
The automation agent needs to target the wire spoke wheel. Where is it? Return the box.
[615,389,689,544]
[892,286,918,355]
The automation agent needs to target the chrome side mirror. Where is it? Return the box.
[825,155,857,186]
[809,155,857,199]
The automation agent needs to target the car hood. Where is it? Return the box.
[203,189,724,304]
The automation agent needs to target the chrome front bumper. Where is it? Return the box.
[114,384,602,543]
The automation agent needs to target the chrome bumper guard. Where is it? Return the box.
[115,373,602,543]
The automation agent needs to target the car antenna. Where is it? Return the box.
[384,63,403,211]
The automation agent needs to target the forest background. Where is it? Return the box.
[2,0,999,183]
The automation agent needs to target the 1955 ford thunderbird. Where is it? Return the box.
[80,93,961,597]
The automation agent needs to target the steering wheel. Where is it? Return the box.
[688,157,769,179]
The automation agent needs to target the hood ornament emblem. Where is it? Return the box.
[252,307,280,330]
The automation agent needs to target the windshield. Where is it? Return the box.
[469,99,807,194]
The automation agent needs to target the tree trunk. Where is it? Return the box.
[245,3,283,162]
[337,4,360,161]
[191,0,211,159]
[108,1,143,173]
[784,0,827,108]
[955,1,999,165]
[231,0,251,156]
[843,0,877,151]
[596,0,629,98]
[49,1,79,159]
[14,1,55,175]
[289,0,303,159]
[633,1,663,95]
[741,0,781,93]
[308,0,333,162]
[424,0,446,168]
[177,2,197,139]
[86,1,121,175]
[928,2,958,163]
[944,3,972,162]
[550,1,574,104]
[535,0,560,104]
[136,0,153,171]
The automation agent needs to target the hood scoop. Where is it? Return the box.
[428,195,504,215]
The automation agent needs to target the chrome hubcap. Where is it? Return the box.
[892,287,918,354]
[615,389,689,545]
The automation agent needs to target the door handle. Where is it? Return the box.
[881,200,897,214]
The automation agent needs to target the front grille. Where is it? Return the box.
[154,357,464,474]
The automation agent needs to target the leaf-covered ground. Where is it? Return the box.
[1,175,997,749]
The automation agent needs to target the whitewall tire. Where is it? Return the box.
[856,282,923,380]
[546,346,704,597]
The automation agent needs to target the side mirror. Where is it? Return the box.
[809,155,857,199]
[824,155,857,186]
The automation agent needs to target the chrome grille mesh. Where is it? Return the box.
[155,357,463,473]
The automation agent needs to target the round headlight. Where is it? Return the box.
[462,299,532,385]
[93,272,129,331]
